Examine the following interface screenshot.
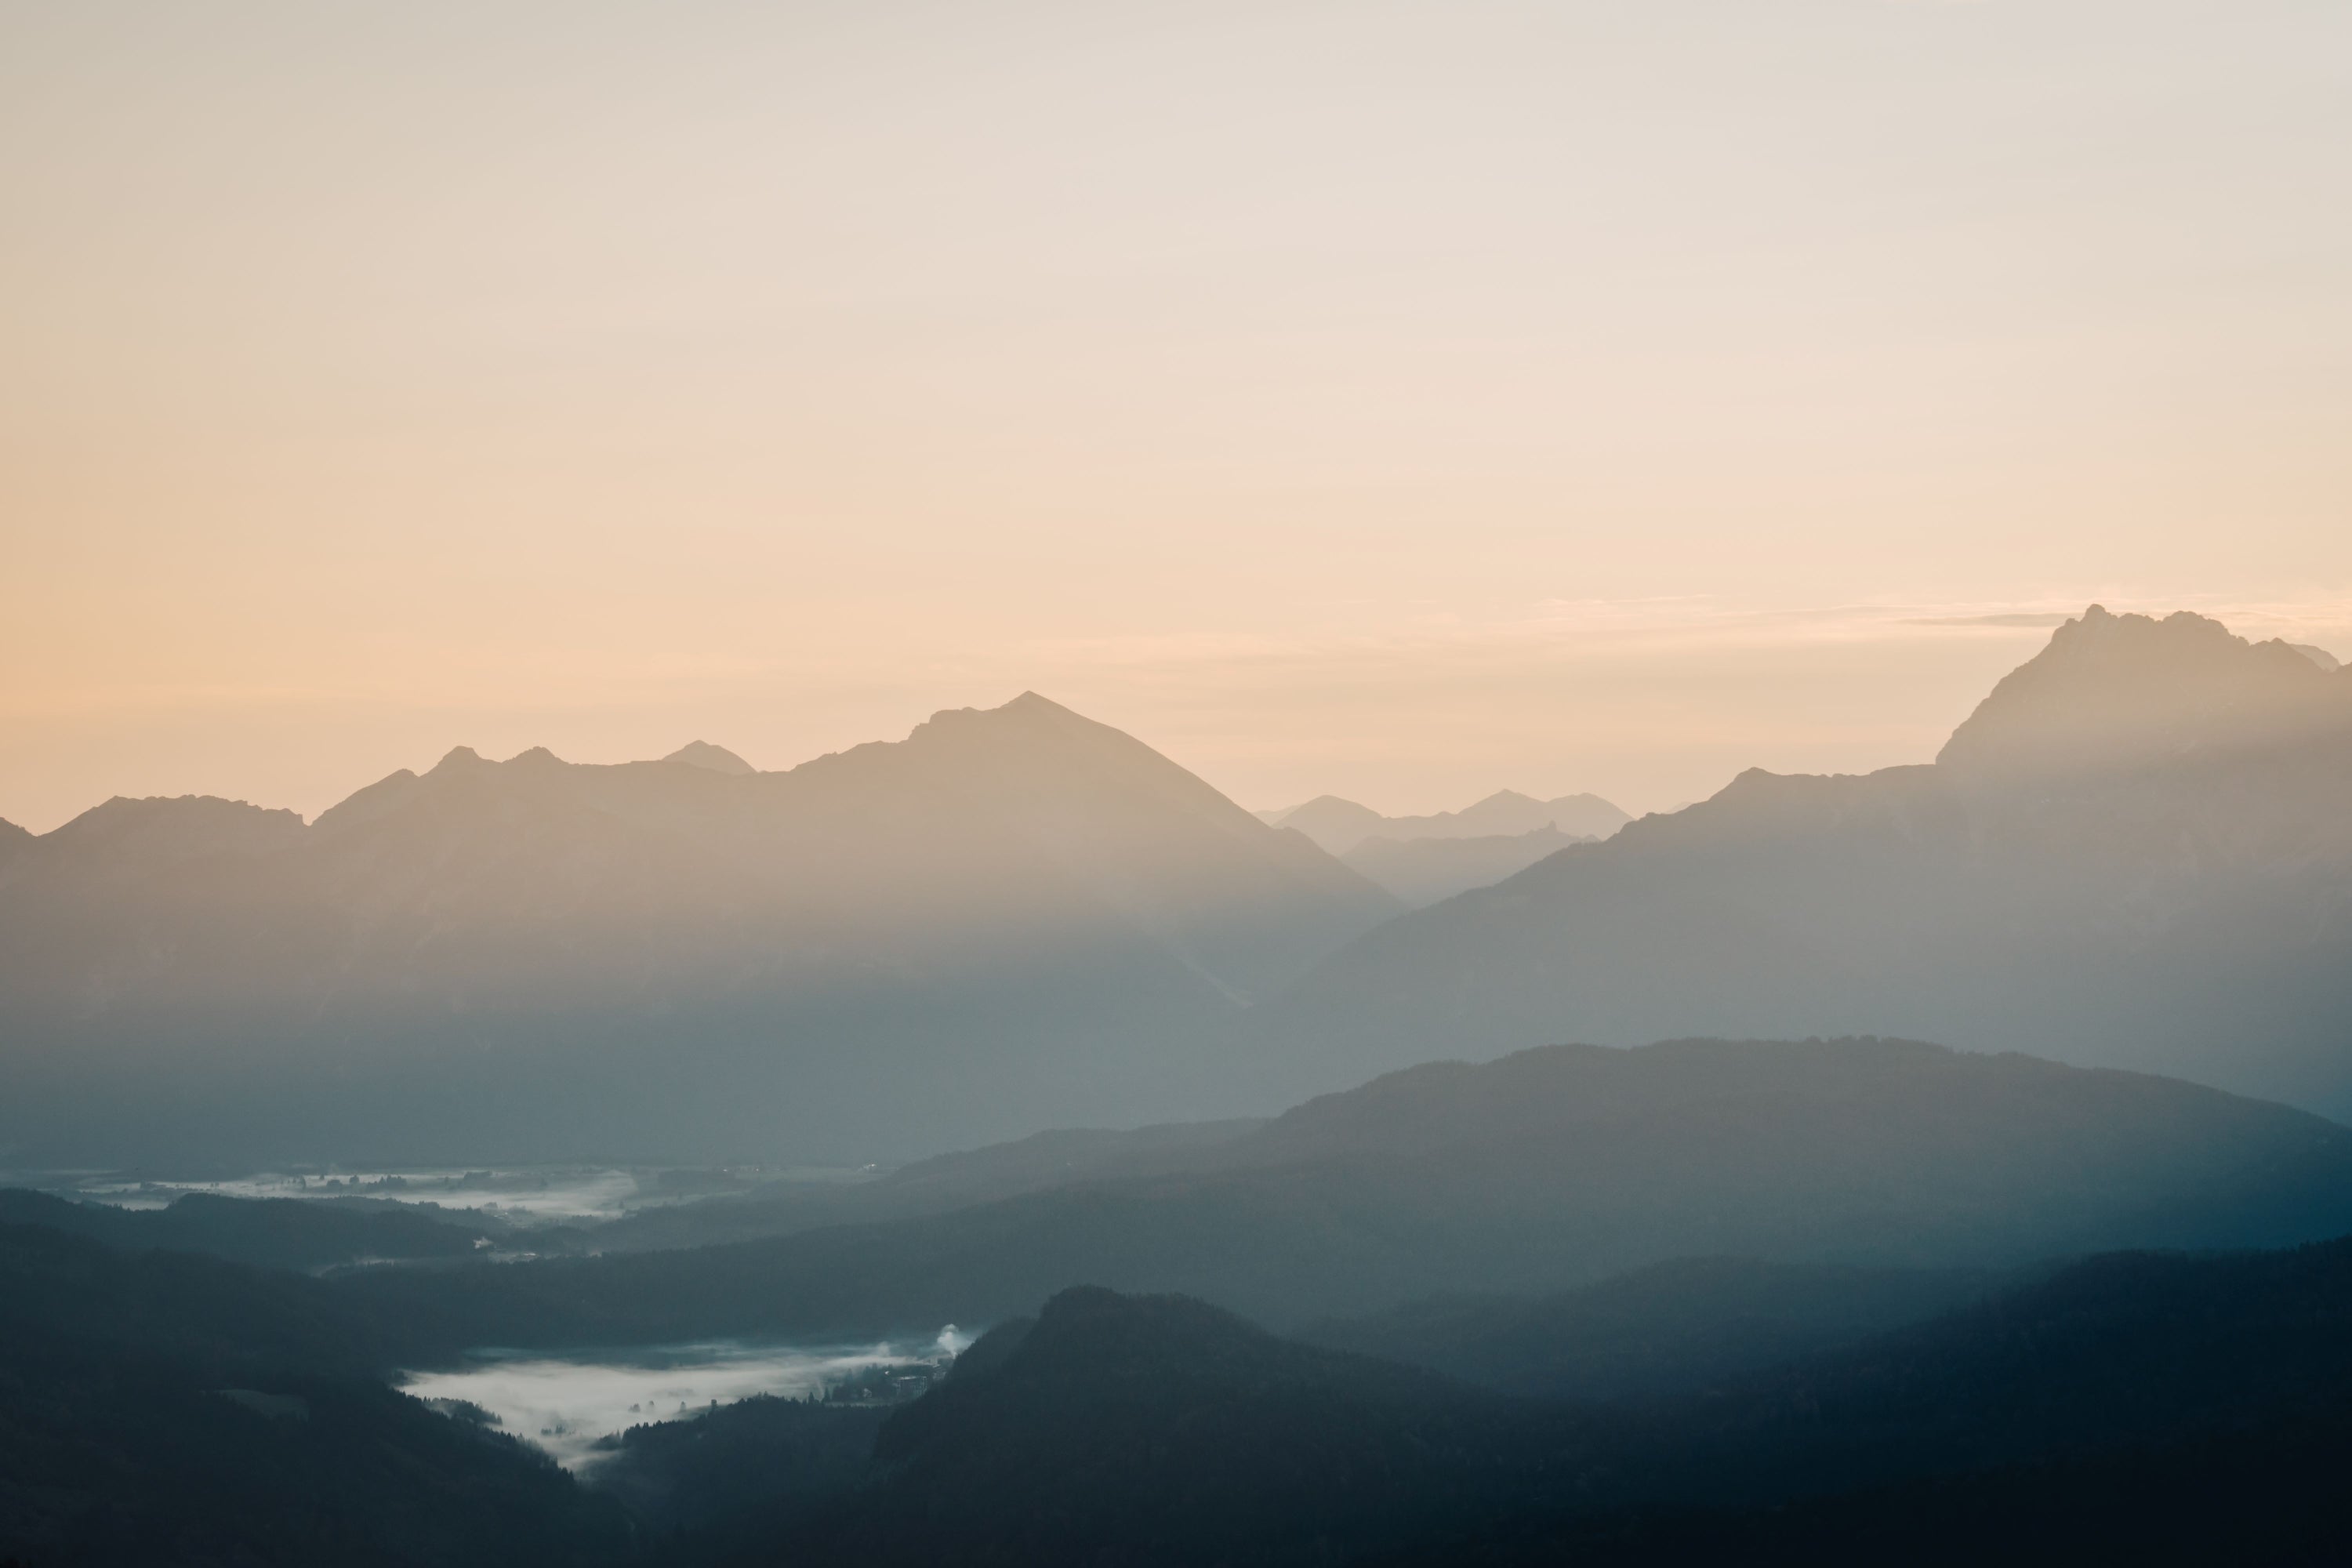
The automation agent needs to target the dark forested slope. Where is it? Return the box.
[0,1189,492,1272]
[1298,1256,1997,1399]
[730,1237,2352,1567]
[0,1221,622,1567]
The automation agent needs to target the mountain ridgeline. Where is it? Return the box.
[769,1239,2352,1568]
[326,1036,2352,1347]
[0,694,1395,1168]
[1258,790,1634,855]
[1260,790,1633,907]
[14,1193,2352,1567]
[11,1025,2352,1565]
[1241,608,2352,1119]
[5,605,2351,1168]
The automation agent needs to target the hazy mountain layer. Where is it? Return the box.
[1261,789,1632,855]
[0,694,1395,1168]
[1298,1256,1995,1401]
[1244,608,2352,1117]
[0,1189,493,1273]
[1340,825,1595,908]
[586,1117,1270,1254]
[329,1038,2352,1344]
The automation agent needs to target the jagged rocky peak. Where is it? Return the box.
[1936,605,2351,781]
[663,740,756,775]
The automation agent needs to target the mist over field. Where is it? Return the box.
[5,2,2350,1563]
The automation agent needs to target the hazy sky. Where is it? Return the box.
[4,1,2348,832]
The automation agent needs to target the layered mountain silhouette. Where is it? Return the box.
[1256,791,1630,907]
[1260,789,1632,855]
[9,607,2350,1170]
[776,1240,2352,1568]
[661,739,755,775]
[17,1183,2350,1566]
[1243,608,2352,1118]
[1338,824,1596,908]
[0,695,1395,1167]
[332,1037,2352,1345]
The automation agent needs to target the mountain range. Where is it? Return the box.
[1240,607,2352,1119]
[18,1189,2350,1567]
[768,1237,2352,1568]
[326,1035,2352,1345]
[1254,790,1631,906]
[1257,790,1635,855]
[5,605,2350,1170]
[0,694,1394,1167]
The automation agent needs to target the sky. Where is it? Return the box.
[3,0,2348,833]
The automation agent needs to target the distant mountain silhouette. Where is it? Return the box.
[1341,825,1595,907]
[662,739,755,775]
[2290,641,2342,672]
[1257,793,1384,844]
[0,694,1395,1167]
[1243,608,2352,1118]
[335,1037,2352,1345]
[1261,790,1631,855]
[1936,604,2348,780]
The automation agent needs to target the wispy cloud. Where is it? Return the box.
[1902,612,2073,629]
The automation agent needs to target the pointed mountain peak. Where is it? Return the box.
[663,740,754,775]
[915,691,1086,733]
[1279,795,1383,824]
[1541,791,1634,837]
[505,746,565,767]
[430,746,488,775]
[907,692,1131,759]
[986,691,1102,731]
[1938,605,2346,779]
[1003,690,1065,713]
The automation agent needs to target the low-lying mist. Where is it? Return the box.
[31,1162,877,1225]
[402,1328,969,1470]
